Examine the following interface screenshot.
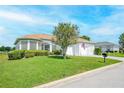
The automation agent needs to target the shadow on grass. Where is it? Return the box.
[48,55,71,59]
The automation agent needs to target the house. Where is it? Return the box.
[95,42,119,52]
[14,34,95,56]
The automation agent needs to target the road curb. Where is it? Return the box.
[34,62,123,88]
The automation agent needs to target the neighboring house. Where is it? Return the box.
[14,34,95,56]
[95,42,119,52]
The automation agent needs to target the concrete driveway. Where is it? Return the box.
[36,56,124,88]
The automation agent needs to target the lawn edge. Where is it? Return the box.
[34,61,123,88]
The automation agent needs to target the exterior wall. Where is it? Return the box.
[66,43,95,56]
[38,42,42,50]
[79,43,94,56]
[16,42,20,50]
[66,44,79,56]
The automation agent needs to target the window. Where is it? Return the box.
[42,43,50,50]
[21,40,27,50]
[45,44,50,50]
[30,40,36,50]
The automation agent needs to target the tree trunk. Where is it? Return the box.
[63,47,67,59]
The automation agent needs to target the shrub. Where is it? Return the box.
[25,51,35,58]
[52,50,62,55]
[48,52,54,55]
[94,48,102,55]
[25,50,49,58]
[34,50,48,56]
[109,51,113,53]
[8,50,25,60]
[8,50,49,60]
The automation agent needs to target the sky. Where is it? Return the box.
[0,5,124,46]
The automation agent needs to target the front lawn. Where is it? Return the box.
[0,55,120,88]
[0,54,8,62]
[107,52,124,57]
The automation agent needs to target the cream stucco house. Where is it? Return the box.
[14,34,95,56]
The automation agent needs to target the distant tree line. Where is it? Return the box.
[0,46,15,52]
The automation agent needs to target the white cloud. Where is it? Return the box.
[91,8,124,36]
[0,11,35,23]
[0,26,5,33]
[0,26,4,31]
[91,27,117,35]
[0,7,89,27]
[0,26,7,37]
[0,10,59,26]
[36,17,57,26]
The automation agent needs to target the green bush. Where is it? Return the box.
[52,50,62,55]
[34,50,48,56]
[94,48,102,55]
[25,51,35,58]
[25,50,48,57]
[8,50,49,60]
[49,52,54,55]
[8,50,25,60]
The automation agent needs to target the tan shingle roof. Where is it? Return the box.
[22,34,90,43]
[14,34,93,44]
[22,34,55,40]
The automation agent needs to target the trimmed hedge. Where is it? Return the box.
[33,50,49,56]
[8,50,48,60]
[25,50,48,58]
[25,51,35,58]
[8,50,25,60]
[94,48,102,55]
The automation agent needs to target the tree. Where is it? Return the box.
[119,33,124,53]
[0,46,5,51]
[12,47,16,50]
[0,46,12,52]
[53,23,79,59]
[5,46,11,51]
[80,35,90,41]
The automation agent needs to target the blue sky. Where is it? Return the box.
[0,5,124,46]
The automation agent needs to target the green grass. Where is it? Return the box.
[0,54,120,88]
[108,52,124,57]
[0,54,8,62]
